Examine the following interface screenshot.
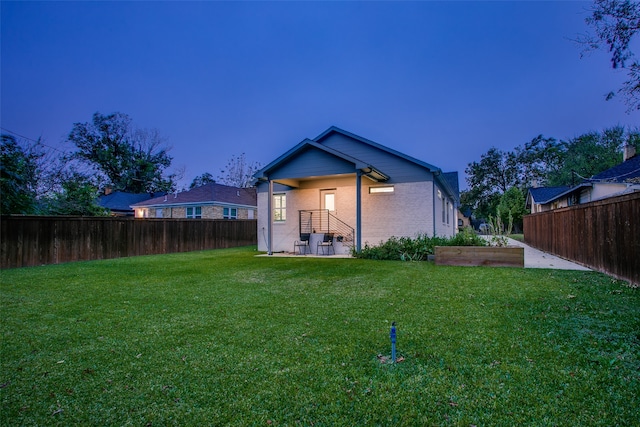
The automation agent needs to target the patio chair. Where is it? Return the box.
[317,233,334,255]
[293,233,311,255]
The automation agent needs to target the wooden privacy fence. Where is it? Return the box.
[1,216,257,269]
[523,192,640,286]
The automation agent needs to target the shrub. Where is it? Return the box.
[448,226,487,246]
[354,227,486,261]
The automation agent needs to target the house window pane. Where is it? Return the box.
[223,207,237,219]
[187,206,202,219]
[274,194,286,221]
[155,208,163,218]
[324,193,335,211]
[446,201,450,224]
[369,186,394,194]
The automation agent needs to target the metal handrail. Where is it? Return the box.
[299,209,355,246]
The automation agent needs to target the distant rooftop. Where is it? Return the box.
[99,191,165,215]
[528,186,571,204]
[590,153,640,184]
[131,182,257,208]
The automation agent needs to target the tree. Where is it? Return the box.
[546,126,639,185]
[190,172,215,189]
[217,153,261,188]
[514,135,564,188]
[0,134,41,214]
[464,147,520,219]
[580,0,640,111]
[68,112,176,193]
[41,172,108,216]
[497,187,527,233]
[463,126,639,223]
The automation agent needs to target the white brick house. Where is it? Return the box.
[254,127,459,254]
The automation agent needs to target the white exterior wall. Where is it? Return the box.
[433,182,457,238]
[586,183,630,203]
[361,181,434,245]
[257,177,456,252]
[257,191,301,252]
[257,177,356,253]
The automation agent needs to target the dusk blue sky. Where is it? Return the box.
[1,1,636,190]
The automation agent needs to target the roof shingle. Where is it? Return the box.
[590,154,640,183]
[528,186,571,204]
[131,183,257,208]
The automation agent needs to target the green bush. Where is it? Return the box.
[448,226,488,246]
[354,227,486,261]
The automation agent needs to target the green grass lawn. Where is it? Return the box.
[1,247,638,426]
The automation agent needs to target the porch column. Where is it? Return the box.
[356,170,362,253]
[267,179,273,255]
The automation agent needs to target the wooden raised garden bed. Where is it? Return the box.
[434,246,524,268]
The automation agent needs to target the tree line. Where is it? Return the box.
[1,112,260,216]
[462,126,640,232]
[462,0,640,231]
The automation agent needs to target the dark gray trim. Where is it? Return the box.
[268,180,273,255]
[356,170,362,252]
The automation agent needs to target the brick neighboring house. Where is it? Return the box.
[130,182,257,219]
[253,126,459,254]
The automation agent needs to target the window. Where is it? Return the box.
[223,207,237,219]
[446,201,450,224]
[440,191,445,223]
[324,193,335,211]
[369,186,394,194]
[273,194,286,221]
[186,206,202,219]
[155,208,163,218]
[247,209,254,220]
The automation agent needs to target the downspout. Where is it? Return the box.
[432,176,437,237]
[453,200,458,235]
[267,179,273,255]
[356,170,362,253]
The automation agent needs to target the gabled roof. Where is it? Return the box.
[527,186,571,204]
[590,154,640,183]
[99,191,165,213]
[442,172,460,205]
[254,137,389,182]
[131,182,256,208]
[254,126,459,202]
[314,126,441,172]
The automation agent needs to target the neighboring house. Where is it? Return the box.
[253,126,459,254]
[526,186,571,214]
[457,206,472,230]
[526,145,640,213]
[130,182,257,219]
[98,190,166,216]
